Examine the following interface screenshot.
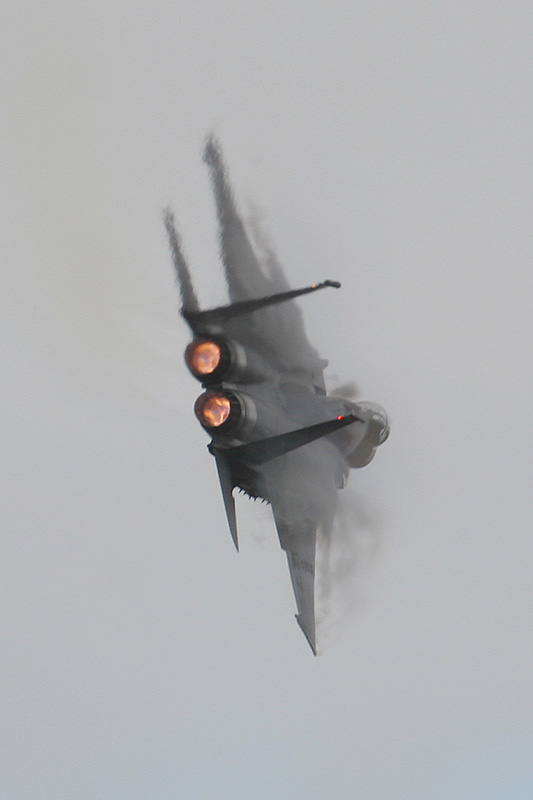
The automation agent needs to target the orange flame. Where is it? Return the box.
[185,340,221,376]
[195,392,232,427]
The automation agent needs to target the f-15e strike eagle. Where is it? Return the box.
[164,136,388,654]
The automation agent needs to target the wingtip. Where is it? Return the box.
[212,447,240,553]
[296,614,317,656]
[227,514,240,552]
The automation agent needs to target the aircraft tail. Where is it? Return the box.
[163,208,200,312]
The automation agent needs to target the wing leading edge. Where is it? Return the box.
[165,136,389,655]
[273,515,318,656]
[210,415,361,654]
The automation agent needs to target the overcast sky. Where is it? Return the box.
[2,2,532,798]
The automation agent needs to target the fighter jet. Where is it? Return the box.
[164,136,388,654]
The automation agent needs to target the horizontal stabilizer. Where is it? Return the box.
[213,448,239,551]
[219,414,362,466]
[182,280,340,334]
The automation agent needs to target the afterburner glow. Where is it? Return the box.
[185,340,222,376]
[194,391,232,428]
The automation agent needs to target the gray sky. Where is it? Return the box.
[2,2,532,798]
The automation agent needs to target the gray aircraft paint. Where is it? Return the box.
[165,137,388,653]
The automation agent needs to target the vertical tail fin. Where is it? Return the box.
[163,208,200,312]
[203,135,269,302]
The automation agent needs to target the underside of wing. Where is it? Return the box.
[212,447,239,551]
[272,515,318,655]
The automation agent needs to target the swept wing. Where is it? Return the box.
[165,136,387,654]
